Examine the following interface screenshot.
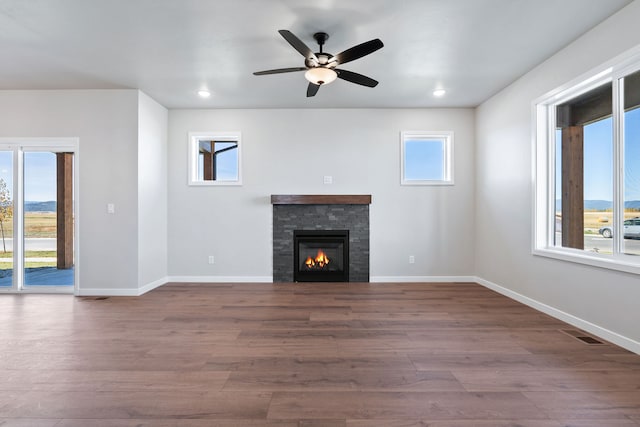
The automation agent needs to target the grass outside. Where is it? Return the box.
[0,212,57,238]
[0,250,56,258]
[0,251,57,269]
[0,260,56,270]
[0,262,57,268]
[0,213,57,269]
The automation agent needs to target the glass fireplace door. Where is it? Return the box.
[293,230,349,282]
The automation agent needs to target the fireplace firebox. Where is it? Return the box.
[293,230,349,282]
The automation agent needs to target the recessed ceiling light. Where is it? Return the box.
[433,89,446,97]
[197,90,211,98]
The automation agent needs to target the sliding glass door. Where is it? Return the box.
[0,140,78,293]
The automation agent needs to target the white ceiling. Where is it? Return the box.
[0,0,633,109]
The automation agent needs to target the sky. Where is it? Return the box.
[583,116,613,200]
[555,107,640,202]
[0,151,58,201]
[404,139,445,181]
[214,144,239,181]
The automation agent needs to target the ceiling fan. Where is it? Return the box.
[253,30,384,97]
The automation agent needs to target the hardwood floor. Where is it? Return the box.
[1,282,640,426]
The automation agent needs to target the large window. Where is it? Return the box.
[534,53,640,273]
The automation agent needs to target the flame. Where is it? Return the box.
[315,250,329,267]
[304,249,330,269]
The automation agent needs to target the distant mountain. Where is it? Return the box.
[626,200,640,210]
[585,200,613,210]
[555,199,640,211]
[25,201,56,212]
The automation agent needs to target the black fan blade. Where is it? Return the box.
[335,69,379,87]
[334,38,383,65]
[253,67,307,76]
[278,30,318,62]
[307,82,320,97]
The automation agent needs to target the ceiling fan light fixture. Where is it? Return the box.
[305,67,337,85]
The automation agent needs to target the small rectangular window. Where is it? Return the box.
[401,131,453,185]
[188,132,241,186]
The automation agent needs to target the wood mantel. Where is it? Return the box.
[270,194,372,205]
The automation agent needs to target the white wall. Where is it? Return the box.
[168,108,475,281]
[138,91,169,291]
[475,0,640,349]
[0,90,140,294]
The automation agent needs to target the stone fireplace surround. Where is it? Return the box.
[271,195,370,282]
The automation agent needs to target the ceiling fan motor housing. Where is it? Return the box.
[305,54,335,68]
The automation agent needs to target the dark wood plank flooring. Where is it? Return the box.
[1,282,640,426]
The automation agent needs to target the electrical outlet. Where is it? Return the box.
[107,203,115,214]
[409,255,415,264]
[208,255,215,264]
[323,175,333,184]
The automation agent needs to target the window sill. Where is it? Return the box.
[401,180,454,186]
[188,180,242,187]
[533,247,640,276]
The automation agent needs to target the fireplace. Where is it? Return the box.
[272,194,370,282]
[293,230,349,282]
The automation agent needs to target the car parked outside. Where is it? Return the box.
[599,217,640,238]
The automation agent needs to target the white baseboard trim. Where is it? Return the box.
[475,276,640,355]
[76,288,141,296]
[168,275,273,283]
[76,277,170,297]
[371,275,477,283]
[139,276,170,295]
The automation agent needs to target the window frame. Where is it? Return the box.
[400,131,454,186]
[188,131,242,186]
[532,45,640,275]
